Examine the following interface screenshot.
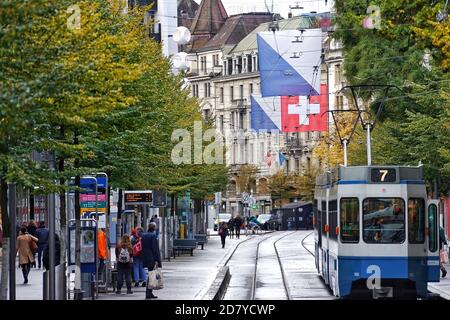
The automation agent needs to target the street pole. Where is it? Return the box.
[366,123,372,166]
[94,177,98,299]
[343,139,348,167]
[74,174,82,300]
[48,192,55,300]
[8,183,16,301]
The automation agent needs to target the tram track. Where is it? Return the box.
[301,231,315,258]
[222,231,295,300]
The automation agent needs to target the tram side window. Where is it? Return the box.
[321,201,327,236]
[340,198,359,243]
[428,204,438,252]
[363,198,405,244]
[329,200,338,240]
[408,198,425,244]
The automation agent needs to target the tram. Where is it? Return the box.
[314,165,440,299]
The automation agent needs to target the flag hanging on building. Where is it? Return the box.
[257,29,322,97]
[251,84,328,132]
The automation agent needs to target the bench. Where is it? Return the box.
[194,234,208,250]
[172,239,197,258]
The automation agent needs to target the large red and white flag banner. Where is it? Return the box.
[251,84,329,133]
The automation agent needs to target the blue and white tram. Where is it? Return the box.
[313,165,440,298]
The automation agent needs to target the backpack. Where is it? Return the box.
[132,239,142,257]
[118,247,131,263]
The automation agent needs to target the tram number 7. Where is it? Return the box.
[379,170,388,182]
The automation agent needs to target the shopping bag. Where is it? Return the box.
[440,249,449,264]
[147,262,164,290]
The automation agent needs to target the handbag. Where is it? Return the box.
[147,262,164,290]
[132,239,142,257]
[29,236,38,254]
[440,249,449,264]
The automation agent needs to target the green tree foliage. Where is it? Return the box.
[0,0,228,197]
[333,0,450,195]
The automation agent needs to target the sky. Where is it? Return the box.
[193,0,334,19]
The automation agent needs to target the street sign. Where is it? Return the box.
[124,191,153,205]
[152,190,167,207]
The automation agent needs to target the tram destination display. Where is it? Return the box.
[370,168,397,183]
[124,191,152,204]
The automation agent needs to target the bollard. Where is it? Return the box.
[43,271,48,300]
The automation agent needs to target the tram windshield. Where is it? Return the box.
[363,198,405,244]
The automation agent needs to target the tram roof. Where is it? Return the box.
[315,165,424,187]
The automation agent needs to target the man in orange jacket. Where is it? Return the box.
[98,228,108,277]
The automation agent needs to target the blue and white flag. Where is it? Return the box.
[257,29,322,97]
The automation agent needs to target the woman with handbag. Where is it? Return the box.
[142,222,162,299]
[16,226,38,284]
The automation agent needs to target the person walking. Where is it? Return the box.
[16,226,38,284]
[440,226,447,278]
[115,235,133,294]
[228,217,235,239]
[36,221,49,269]
[141,222,162,299]
[131,227,146,287]
[234,215,243,239]
[27,220,38,267]
[153,214,160,238]
[43,233,61,270]
[97,228,108,279]
[218,222,228,249]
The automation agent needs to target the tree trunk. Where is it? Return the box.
[58,156,67,300]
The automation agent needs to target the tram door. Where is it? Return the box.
[427,200,440,282]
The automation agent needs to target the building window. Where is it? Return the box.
[335,64,341,84]
[247,54,253,72]
[249,83,253,95]
[204,83,208,97]
[204,109,210,120]
[237,56,242,73]
[230,111,235,129]
[230,86,234,102]
[239,85,244,100]
[220,115,224,132]
[227,58,233,75]
[213,54,219,66]
[253,56,257,71]
[220,87,224,103]
[239,112,244,129]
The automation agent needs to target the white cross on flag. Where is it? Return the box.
[251,84,328,133]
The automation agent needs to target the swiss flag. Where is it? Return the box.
[281,84,328,132]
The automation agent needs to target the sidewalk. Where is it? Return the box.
[428,263,450,299]
[8,232,258,300]
[96,234,249,300]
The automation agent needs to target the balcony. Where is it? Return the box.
[186,66,222,78]
[231,99,247,109]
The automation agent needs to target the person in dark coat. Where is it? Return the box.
[141,222,162,299]
[228,217,235,239]
[36,221,49,269]
[218,222,229,248]
[43,233,61,270]
[234,215,243,239]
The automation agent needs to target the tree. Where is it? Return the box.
[333,0,450,195]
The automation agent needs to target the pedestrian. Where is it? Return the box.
[16,226,38,284]
[27,220,38,267]
[228,217,234,239]
[115,235,133,294]
[234,214,243,239]
[43,233,61,270]
[35,221,49,269]
[141,222,162,299]
[153,214,160,238]
[131,227,146,287]
[97,228,108,279]
[440,226,447,278]
[218,222,228,249]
